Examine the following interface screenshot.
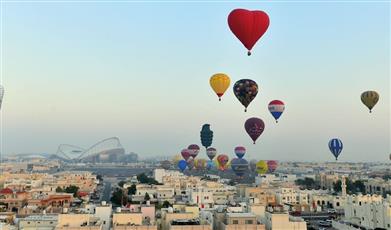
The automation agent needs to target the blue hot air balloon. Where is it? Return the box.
[178,160,187,172]
[206,160,215,170]
[231,158,249,177]
[328,138,343,160]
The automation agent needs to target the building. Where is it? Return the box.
[336,194,391,230]
[264,209,307,230]
[364,178,391,195]
[19,215,58,230]
[95,202,112,230]
[220,213,265,230]
[55,214,102,230]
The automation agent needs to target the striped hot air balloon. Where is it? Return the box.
[268,100,285,123]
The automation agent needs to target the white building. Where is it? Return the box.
[95,201,112,230]
[335,194,391,230]
[275,187,309,207]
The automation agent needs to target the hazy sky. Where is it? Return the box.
[1,1,390,162]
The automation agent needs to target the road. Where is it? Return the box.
[101,182,112,202]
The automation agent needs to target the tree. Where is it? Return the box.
[56,187,63,193]
[118,181,126,188]
[144,192,151,201]
[65,185,79,197]
[111,188,128,206]
[333,179,366,195]
[295,178,317,189]
[128,184,137,195]
[137,173,159,185]
[162,200,171,208]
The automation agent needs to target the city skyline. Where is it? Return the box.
[1,2,390,162]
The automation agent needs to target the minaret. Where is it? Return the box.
[341,175,347,197]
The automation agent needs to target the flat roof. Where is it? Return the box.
[226,213,256,218]
[20,215,58,221]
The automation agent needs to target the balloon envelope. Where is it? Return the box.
[361,91,379,113]
[210,73,230,101]
[178,160,187,172]
[206,147,217,160]
[268,100,285,123]
[256,160,268,175]
[206,160,215,170]
[188,144,200,159]
[233,79,258,112]
[200,124,213,149]
[231,158,249,177]
[245,117,265,144]
[216,154,229,171]
[181,149,191,161]
[249,159,257,172]
[234,146,246,159]
[195,158,207,170]
[329,138,343,160]
[187,157,195,170]
[228,9,270,55]
[267,160,278,173]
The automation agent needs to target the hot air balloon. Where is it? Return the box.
[256,160,268,175]
[160,160,171,170]
[210,73,230,101]
[0,85,3,110]
[267,160,278,173]
[206,147,217,160]
[187,157,195,170]
[268,100,285,123]
[181,149,191,161]
[188,144,200,159]
[231,158,249,177]
[195,158,207,171]
[200,124,213,149]
[217,154,229,171]
[361,91,379,113]
[245,117,265,144]
[234,146,246,159]
[389,153,391,161]
[206,160,215,170]
[172,155,182,165]
[228,9,270,56]
[233,79,258,112]
[249,159,257,172]
[329,138,343,160]
[178,160,187,172]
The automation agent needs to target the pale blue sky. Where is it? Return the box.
[1,1,390,161]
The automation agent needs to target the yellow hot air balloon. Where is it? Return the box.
[256,160,268,175]
[210,73,230,101]
[361,91,379,113]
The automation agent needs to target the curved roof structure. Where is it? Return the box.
[56,137,125,161]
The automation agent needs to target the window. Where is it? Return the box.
[245,220,253,224]
[232,220,239,225]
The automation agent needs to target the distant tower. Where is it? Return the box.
[341,176,347,197]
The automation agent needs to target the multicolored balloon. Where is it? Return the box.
[178,160,187,172]
[210,73,230,101]
[206,160,215,170]
[233,79,258,112]
[188,144,200,159]
[195,158,207,170]
[329,138,343,160]
[228,9,270,56]
[361,91,379,113]
[181,149,191,161]
[200,124,213,149]
[256,160,268,175]
[249,159,257,172]
[245,117,265,144]
[231,158,249,177]
[267,160,278,173]
[268,100,285,123]
[234,146,246,159]
[206,147,217,160]
[187,157,195,170]
[216,154,229,171]
[0,85,3,110]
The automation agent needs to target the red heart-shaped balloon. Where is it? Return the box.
[228,9,270,55]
